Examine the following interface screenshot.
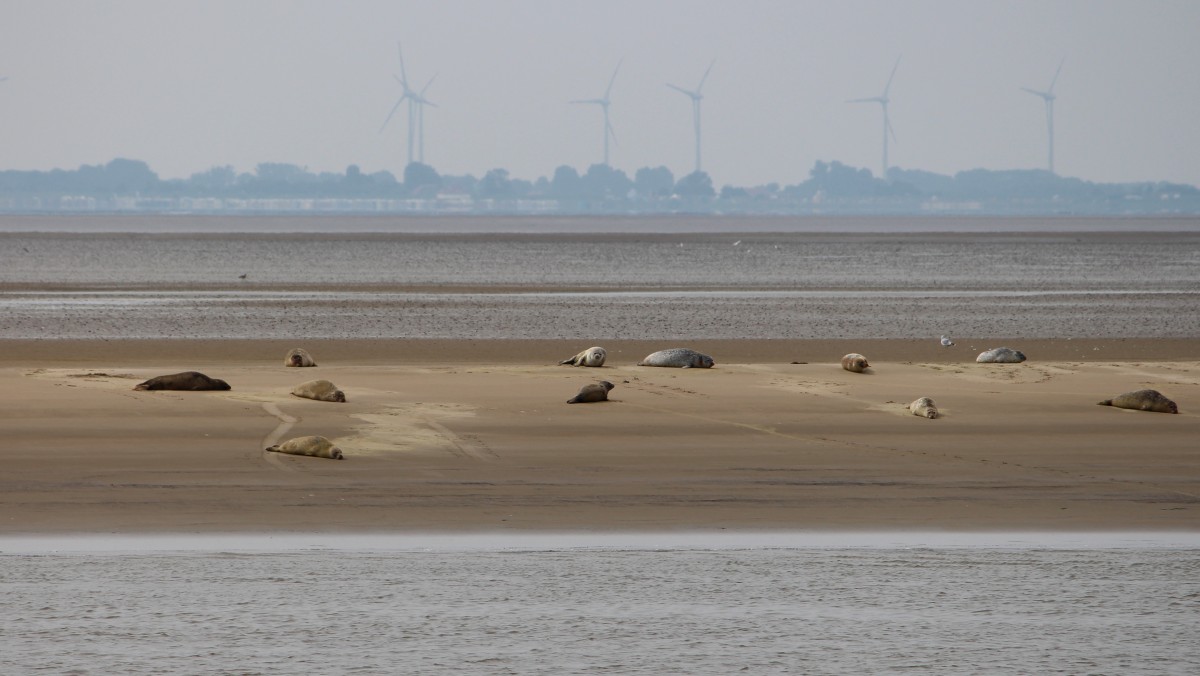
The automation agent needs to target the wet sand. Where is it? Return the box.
[2,338,1197,534]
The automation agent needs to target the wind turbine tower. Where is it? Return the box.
[667,59,715,174]
[379,43,437,165]
[571,60,622,166]
[1021,58,1064,174]
[848,57,901,179]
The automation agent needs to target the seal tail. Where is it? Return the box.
[559,357,577,366]
[1097,399,1113,406]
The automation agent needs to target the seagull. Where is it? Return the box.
[940,335,955,347]
[238,273,248,280]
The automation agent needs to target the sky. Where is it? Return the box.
[2,0,1199,189]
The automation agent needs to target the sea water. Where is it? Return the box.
[1,225,1198,339]
[2,533,1198,674]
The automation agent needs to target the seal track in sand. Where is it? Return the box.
[261,402,299,471]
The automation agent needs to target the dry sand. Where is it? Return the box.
[2,338,1197,534]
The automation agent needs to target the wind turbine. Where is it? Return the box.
[848,56,901,179]
[1021,58,1064,174]
[571,60,622,166]
[667,59,715,174]
[379,43,437,165]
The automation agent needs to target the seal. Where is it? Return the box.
[841,353,870,373]
[976,347,1026,363]
[909,397,939,419]
[1097,389,1178,414]
[637,348,715,369]
[567,381,615,404]
[559,346,607,367]
[133,371,231,391]
[265,435,344,459]
[285,348,317,367]
[291,379,346,403]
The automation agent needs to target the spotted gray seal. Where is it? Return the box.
[1097,389,1178,414]
[291,379,346,403]
[841,353,870,373]
[559,346,607,367]
[976,347,1026,363]
[909,397,939,419]
[567,381,615,404]
[265,435,344,459]
[285,348,317,367]
[133,371,231,391]
[637,348,714,369]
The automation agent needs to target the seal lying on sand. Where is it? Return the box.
[841,353,870,373]
[976,347,1026,363]
[1097,389,1178,414]
[285,348,317,367]
[909,397,939,419]
[567,381,615,404]
[291,379,346,403]
[560,346,607,367]
[265,435,344,459]
[638,348,715,369]
[133,371,231,391]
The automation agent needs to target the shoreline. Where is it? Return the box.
[4,337,1200,367]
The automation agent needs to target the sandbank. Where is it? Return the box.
[1,338,1197,534]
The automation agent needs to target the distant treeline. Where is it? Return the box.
[1,157,1197,214]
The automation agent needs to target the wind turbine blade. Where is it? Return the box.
[379,96,406,133]
[667,83,696,97]
[396,42,409,84]
[697,58,716,92]
[1020,86,1049,99]
[420,73,438,97]
[604,59,623,99]
[570,98,603,105]
[847,97,882,104]
[883,56,901,97]
[1048,57,1065,93]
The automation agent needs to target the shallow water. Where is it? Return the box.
[3,534,1198,675]
[2,228,1198,340]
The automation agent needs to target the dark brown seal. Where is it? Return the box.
[1097,389,1178,414]
[567,381,615,404]
[133,371,231,391]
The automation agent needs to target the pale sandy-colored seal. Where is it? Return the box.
[841,353,870,373]
[909,397,939,419]
[567,381,615,404]
[291,379,346,403]
[285,348,317,367]
[559,346,607,367]
[265,435,344,459]
[976,347,1026,363]
[638,348,715,368]
[133,371,231,391]
[1097,389,1178,414]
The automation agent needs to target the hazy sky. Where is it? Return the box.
[2,1,1198,188]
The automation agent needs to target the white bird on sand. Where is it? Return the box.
[940,335,955,347]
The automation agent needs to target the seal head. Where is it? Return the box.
[285,348,317,367]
